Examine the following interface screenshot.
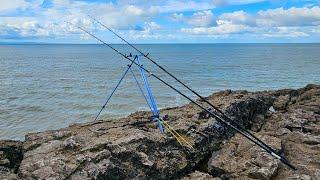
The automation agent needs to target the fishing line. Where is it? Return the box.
[66,21,296,170]
[88,15,292,169]
[93,61,134,121]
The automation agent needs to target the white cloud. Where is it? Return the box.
[182,20,251,35]
[0,0,30,12]
[147,22,161,30]
[128,21,162,39]
[181,6,320,39]
[125,5,144,16]
[226,0,267,5]
[155,1,215,12]
[219,11,254,25]
[172,10,216,27]
[0,0,163,40]
[0,16,71,39]
[51,0,71,7]
[261,27,310,38]
[212,0,228,6]
[115,0,216,14]
[256,6,320,27]
[0,0,44,14]
[212,0,268,6]
[311,25,320,34]
[171,13,184,22]
[218,7,320,27]
[188,10,216,27]
[0,0,319,42]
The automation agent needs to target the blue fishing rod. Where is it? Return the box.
[68,21,296,170]
[135,54,164,133]
[93,53,164,133]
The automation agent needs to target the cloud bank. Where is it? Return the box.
[0,0,319,42]
[181,6,320,39]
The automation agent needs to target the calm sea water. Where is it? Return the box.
[1,44,319,140]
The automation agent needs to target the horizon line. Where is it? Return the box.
[1,42,320,45]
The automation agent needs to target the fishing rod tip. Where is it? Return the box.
[288,163,297,171]
[281,157,297,171]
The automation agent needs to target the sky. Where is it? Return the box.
[0,0,320,43]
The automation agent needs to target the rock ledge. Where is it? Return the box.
[1,84,319,179]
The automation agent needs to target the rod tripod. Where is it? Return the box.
[94,54,164,133]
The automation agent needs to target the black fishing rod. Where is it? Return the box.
[67,22,296,170]
[88,15,292,169]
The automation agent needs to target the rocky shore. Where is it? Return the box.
[1,84,319,179]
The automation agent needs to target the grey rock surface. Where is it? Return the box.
[0,84,319,179]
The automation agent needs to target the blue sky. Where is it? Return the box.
[0,0,320,43]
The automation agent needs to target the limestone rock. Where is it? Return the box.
[1,84,319,179]
[182,171,218,180]
[207,84,320,179]
[208,134,281,179]
[273,94,290,110]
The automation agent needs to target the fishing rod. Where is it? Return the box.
[88,15,289,167]
[66,22,296,170]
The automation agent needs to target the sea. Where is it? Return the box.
[1,44,319,140]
